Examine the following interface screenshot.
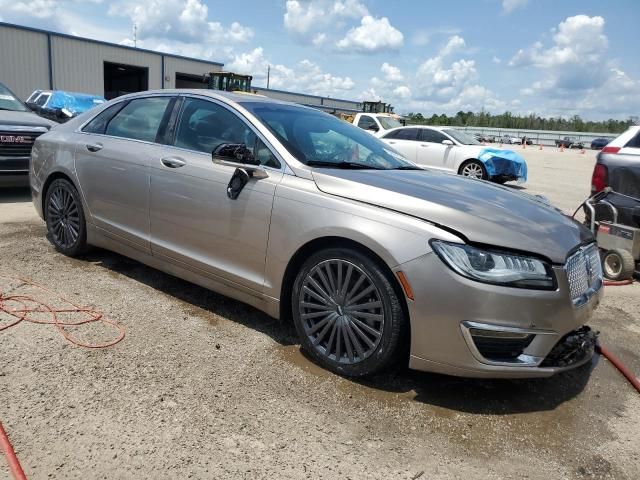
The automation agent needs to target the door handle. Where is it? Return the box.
[420,144,429,147]
[86,143,103,152]
[161,157,186,168]
[388,141,396,144]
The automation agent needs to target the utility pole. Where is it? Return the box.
[133,23,137,48]
[267,65,270,89]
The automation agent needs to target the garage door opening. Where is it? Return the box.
[104,62,148,100]
[175,72,207,89]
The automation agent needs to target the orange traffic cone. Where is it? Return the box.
[580,148,585,154]
[560,145,565,152]
[522,143,526,149]
[538,144,543,150]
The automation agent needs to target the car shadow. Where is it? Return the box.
[80,248,298,348]
[351,357,596,415]
[80,247,594,415]
[0,186,31,203]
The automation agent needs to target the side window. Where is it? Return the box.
[82,103,126,134]
[174,97,281,168]
[35,93,50,107]
[105,97,172,143]
[393,128,419,141]
[382,130,400,139]
[421,129,448,144]
[357,115,377,130]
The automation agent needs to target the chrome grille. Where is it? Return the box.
[566,243,602,305]
[0,130,43,157]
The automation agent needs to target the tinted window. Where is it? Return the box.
[35,93,51,107]
[394,128,420,141]
[421,129,448,143]
[625,131,640,148]
[174,97,280,168]
[0,83,28,112]
[82,103,126,134]
[105,97,171,143]
[357,115,377,129]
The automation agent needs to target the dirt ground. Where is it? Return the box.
[1,148,639,479]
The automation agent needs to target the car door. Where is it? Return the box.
[149,95,284,293]
[416,128,454,170]
[356,114,380,135]
[74,95,174,251]
[382,128,420,162]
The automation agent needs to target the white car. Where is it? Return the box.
[380,126,526,183]
[501,134,522,144]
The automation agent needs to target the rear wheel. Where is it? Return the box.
[602,249,635,281]
[459,160,488,180]
[45,178,88,257]
[291,248,406,377]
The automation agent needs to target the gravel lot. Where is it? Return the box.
[1,147,639,479]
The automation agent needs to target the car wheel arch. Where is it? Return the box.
[279,236,410,330]
[41,171,80,221]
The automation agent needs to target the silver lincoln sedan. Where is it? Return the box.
[30,90,602,378]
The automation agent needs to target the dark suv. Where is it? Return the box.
[590,126,640,226]
[0,82,57,186]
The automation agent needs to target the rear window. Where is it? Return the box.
[624,130,640,148]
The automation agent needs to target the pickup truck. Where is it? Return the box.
[352,112,403,135]
[555,136,584,149]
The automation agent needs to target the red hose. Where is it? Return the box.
[0,422,27,480]
[597,344,640,394]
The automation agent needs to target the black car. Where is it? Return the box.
[590,137,610,150]
[0,82,57,186]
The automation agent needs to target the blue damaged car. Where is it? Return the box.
[381,125,527,184]
[26,90,106,123]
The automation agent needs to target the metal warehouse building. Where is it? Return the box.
[0,21,363,114]
[0,22,224,101]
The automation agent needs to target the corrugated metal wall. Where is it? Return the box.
[0,25,49,100]
[253,87,362,113]
[51,36,162,95]
[163,57,222,89]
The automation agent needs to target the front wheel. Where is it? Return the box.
[45,178,88,256]
[291,248,406,377]
[459,160,488,180]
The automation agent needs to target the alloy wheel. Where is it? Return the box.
[461,162,484,179]
[298,259,385,365]
[47,184,81,249]
[603,253,622,278]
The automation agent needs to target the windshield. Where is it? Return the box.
[241,102,416,170]
[0,83,28,112]
[442,129,481,145]
[377,115,402,130]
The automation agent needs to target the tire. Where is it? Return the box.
[602,249,635,281]
[44,178,88,256]
[291,247,406,377]
[458,160,488,180]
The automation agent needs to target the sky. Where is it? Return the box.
[1,0,638,120]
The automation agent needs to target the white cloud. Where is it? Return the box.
[508,15,640,119]
[440,35,465,56]
[336,16,404,52]
[502,0,528,15]
[381,62,404,82]
[228,47,354,96]
[283,0,367,39]
[492,56,501,64]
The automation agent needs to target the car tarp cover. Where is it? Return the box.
[46,91,106,116]
[478,147,528,183]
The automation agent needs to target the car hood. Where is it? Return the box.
[0,110,57,129]
[312,169,593,263]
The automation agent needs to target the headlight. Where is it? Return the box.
[431,240,555,290]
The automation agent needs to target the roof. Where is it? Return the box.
[0,21,224,67]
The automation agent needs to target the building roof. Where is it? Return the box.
[0,21,224,67]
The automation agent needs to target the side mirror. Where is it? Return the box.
[442,139,454,146]
[212,143,268,179]
[367,124,380,132]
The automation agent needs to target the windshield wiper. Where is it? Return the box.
[392,165,423,170]
[306,160,384,170]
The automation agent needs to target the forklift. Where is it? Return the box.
[204,72,253,92]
